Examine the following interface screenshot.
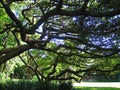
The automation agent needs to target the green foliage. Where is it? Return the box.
[58,81,73,90]
[1,0,120,84]
[0,80,58,90]
[12,65,26,79]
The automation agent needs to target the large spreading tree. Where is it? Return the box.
[0,0,120,82]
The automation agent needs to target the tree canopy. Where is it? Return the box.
[0,0,120,82]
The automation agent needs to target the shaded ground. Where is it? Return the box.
[73,82,120,88]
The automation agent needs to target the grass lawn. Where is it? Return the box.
[75,87,120,90]
[0,80,120,90]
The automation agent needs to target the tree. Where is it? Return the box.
[0,0,120,82]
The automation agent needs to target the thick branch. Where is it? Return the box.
[0,45,30,65]
[58,8,120,17]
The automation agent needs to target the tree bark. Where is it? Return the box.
[0,45,30,65]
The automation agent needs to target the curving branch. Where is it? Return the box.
[0,45,30,65]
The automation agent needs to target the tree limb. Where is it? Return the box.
[0,45,30,65]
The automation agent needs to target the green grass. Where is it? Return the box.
[75,87,120,90]
[0,80,120,90]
